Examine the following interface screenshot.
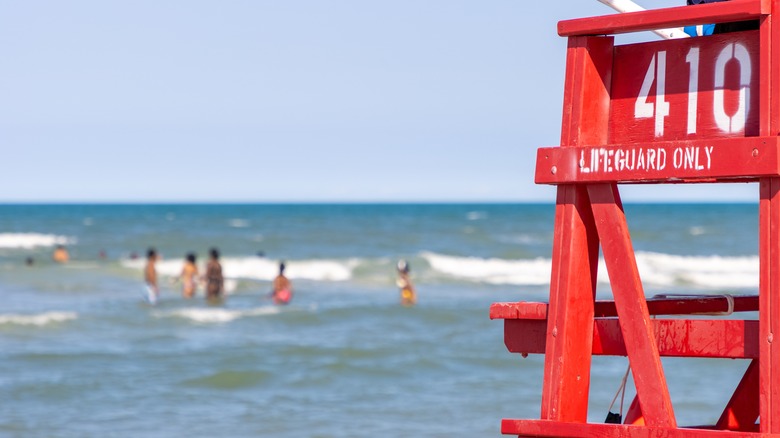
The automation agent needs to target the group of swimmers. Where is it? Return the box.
[143,247,293,306]
[44,244,416,307]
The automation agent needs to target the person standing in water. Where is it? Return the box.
[204,248,224,301]
[271,262,292,305]
[396,259,417,307]
[145,248,159,304]
[179,252,199,299]
[52,245,69,263]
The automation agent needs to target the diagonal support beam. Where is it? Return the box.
[587,183,676,428]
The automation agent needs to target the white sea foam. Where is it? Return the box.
[227,219,250,228]
[466,211,487,221]
[154,307,280,324]
[422,252,552,285]
[689,226,706,236]
[121,256,356,282]
[0,233,75,249]
[421,251,760,289]
[0,311,77,326]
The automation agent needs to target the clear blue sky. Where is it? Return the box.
[0,0,757,202]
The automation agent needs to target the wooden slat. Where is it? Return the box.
[504,319,759,359]
[558,0,768,37]
[535,137,780,185]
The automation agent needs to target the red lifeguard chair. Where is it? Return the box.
[491,0,780,436]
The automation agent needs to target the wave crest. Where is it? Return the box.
[121,257,355,282]
[153,307,281,324]
[0,311,77,326]
[0,233,75,249]
[421,251,759,289]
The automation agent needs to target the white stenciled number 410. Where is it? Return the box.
[634,44,751,136]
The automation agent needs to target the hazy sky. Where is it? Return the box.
[0,0,758,202]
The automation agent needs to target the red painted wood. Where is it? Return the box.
[609,31,760,144]
[717,359,760,431]
[558,0,767,37]
[493,3,780,436]
[593,319,760,359]
[489,302,547,320]
[504,318,759,359]
[541,186,599,422]
[624,396,645,426]
[759,177,780,432]
[559,36,614,147]
[588,184,676,428]
[536,138,780,185]
[594,295,758,317]
[492,296,758,320]
[500,419,774,437]
[759,5,773,138]
[540,35,612,423]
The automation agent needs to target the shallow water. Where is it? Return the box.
[0,203,761,436]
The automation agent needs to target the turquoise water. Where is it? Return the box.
[0,203,761,436]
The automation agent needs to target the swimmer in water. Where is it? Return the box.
[204,248,224,302]
[396,259,417,307]
[145,248,159,303]
[271,262,292,305]
[179,252,199,299]
[52,245,69,263]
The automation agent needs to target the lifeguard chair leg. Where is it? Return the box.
[588,183,677,428]
[759,177,780,433]
[541,185,599,422]
[540,35,611,423]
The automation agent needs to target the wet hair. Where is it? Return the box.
[210,248,219,259]
[186,252,196,263]
[147,248,157,259]
[279,261,286,274]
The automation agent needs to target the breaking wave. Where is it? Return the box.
[122,251,760,290]
[0,233,75,249]
[0,311,78,326]
[121,256,356,282]
[421,251,759,289]
[153,307,281,324]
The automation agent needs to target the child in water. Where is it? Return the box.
[271,262,292,305]
[396,259,417,307]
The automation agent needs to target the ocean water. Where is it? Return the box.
[0,203,761,436]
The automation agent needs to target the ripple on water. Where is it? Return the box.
[182,370,271,390]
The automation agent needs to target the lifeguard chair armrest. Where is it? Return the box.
[558,0,769,37]
[490,295,758,320]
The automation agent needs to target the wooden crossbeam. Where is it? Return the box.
[504,318,759,359]
[535,137,780,185]
[490,295,759,320]
[558,0,768,37]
